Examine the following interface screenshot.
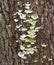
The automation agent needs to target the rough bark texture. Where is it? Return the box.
[0,0,54,65]
[32,0,54,65]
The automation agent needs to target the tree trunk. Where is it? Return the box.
[0,0,54,65]
[31,0,54,65]
[0,0,18,65]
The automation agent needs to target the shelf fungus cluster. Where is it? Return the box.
[14,1,41,60]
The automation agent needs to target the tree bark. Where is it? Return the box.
[31,0,54,65]
[0,0,18,65]
[0,0,54,65]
